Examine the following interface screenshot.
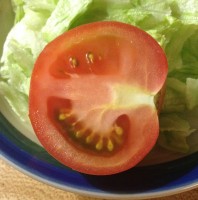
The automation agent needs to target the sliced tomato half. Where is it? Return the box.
[29,21,168,175]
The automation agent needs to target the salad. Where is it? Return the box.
[0,0,198,171]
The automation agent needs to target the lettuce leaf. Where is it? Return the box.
[186,78,198,110]
[11,0,25,23]
[158,114,195,153]
[161,78,187,113]
[42,0,93,42]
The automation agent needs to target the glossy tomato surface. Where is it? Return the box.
[29,21,168,175]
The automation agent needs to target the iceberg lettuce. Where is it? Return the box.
[1,0,198,153]
[42,0,93,42]
[158,114,195,153]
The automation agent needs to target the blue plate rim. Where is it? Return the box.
[1,153,198,200]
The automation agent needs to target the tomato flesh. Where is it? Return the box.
[29,21,168,175]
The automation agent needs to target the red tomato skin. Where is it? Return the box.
[29,21,168,175]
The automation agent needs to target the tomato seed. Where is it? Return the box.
[107,139,114,151]
[114,124,123,136]
[58,113,71,121]
[95,138,103,151]
[75,130,84,138]
[86,134,94,143]
[69,57,78,68]
[86,52,94,63]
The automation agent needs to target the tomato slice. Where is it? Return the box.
[29,21,168,175]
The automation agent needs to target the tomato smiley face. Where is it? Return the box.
[29,21,168,175]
